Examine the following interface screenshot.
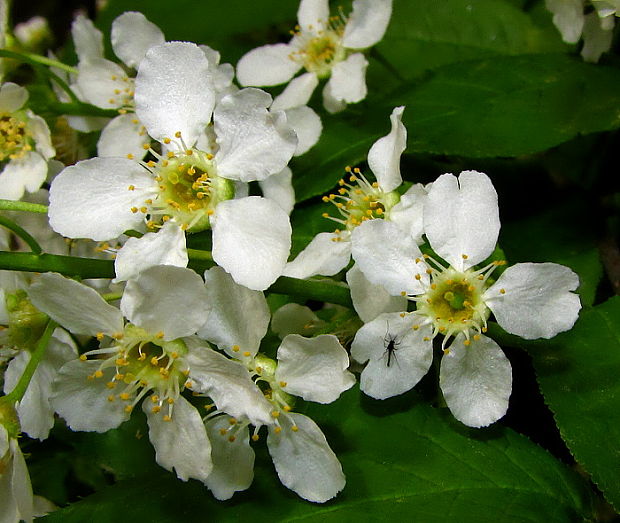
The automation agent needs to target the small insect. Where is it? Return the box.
[382,322,401,368]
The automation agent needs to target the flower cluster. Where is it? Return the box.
[0,2,586,517]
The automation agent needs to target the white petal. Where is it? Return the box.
[284,106,322,156]
[144,395,212,481]
[27,113,55,160]
[484,262,581,340]
[71,14,104,62]
[76,58,130,109]
[66,114,109,133]
[211,197,291,291]
[545,0,584,43]
[276,334,355,403]
[326,53,368,104]
[0,152,47,200]
[258,167,295,215]
[387,183,428,244]
[121,265,209,340]
[322,81,347,114]
[298,0,330,32]
[368,106,405,192]
[0,442,19,523]
[581,12,614,62]
[283,232,351,279]
[198,266,269,357]
[342,0,393,49]
[48,157,156,241]
[135,42,214,147]
[29,272,123,336]
[351,313,433,399]
[236,43,301,87]
[11,440,34,523]
[0,82,27,113]
[97,113,150,159]
[271,72,319,111]
[267,413,345,503]
[185,347,273,425]
[4,340,75,440]
[214,88,297,182]
[271,303,323,338]
[424,170,500,271]
[199,44,221,67]
[205,417,254,500]
[111,12,165,68]
[351,219,428,296]
[346,264,407,323]
[114,221,188,282]
[440,334,512,428]
[51,359,130,431]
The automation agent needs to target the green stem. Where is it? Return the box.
[0,49,77,74]
[0,251,115,278]
[187,248,213,262]
[0,199,48,213]
[4,320,57,403]
[269,276,353,308]
[0,252,353,307]
[48,101,117,118]
[0,216,42,254]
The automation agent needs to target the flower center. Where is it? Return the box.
[322,166,400,242]
[411,259,506,345]
[0,112,32,162]
[289,16,347,78]
[128,135,235,233]
[83,324,189,421]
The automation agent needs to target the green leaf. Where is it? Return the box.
[376,0,565,81]
[493,298,620,512]
[43,389,594,521]
[397,55,620,157]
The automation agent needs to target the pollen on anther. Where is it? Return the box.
[252,434,259,441]
[162,415,172,422]
[175,131,182,138]
[462,254,468,260]
[274,426,282,434]
[219,428,227,436]
[463,339,471,346]
[271,410,280,418]
[126,153,134,160]
[79,354,87,361]
[499,288,506,294]
[243,351,251,357]
[279,381,287,387]
[291,425,299,432]
[400,291,407,296]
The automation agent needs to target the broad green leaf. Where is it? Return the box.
[43,389,595,521]
[492,297,620,511]
[376,0,565,81]
[398,55,620,157]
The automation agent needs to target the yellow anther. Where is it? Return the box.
[139,206,147,213]
[462,254,468,260]
[423,337,430,342]
[274,426,282,434]
[219,428,228,436]
[167,151,175,158]
[145,199,153,205]
[107,395,115,402]
[463,339,471,346]
[150,357,159,366]
[279,381,287,388]
[163,137,171,144]
[106,381,116,389]
[113,332,124,340]
[283,405,292,412]
[243,351,251,357]
[128,185,135,191]
[252,434,259,442]
[156,331,164,339]
[255,366,263,374]
[415,274,421,280]
[115,373,124,380]
[232,346,240,353]
[175,131,182,138]
[142,143,150,150]
[291,425,299,432]
[426,269,433,274]
[120,392,131,400]
[166,397,174,404]
[228,435,236,442]
[271,411,280,418]
[162,415,172,422]
[126,153,134,160]
[185,149,193,155]
[473,334,481,341]
[228,418,237,425]
[151,395,160,402]
[152,406,161,413]
[499,288,506,294]
[94,370,103,378]
[400,291,407,296]
[79,354,87,361]
[130,207,138,213]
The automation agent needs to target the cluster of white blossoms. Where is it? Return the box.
[0,1,585,517]
[546,0,620,61]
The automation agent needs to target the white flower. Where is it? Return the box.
[195,266,354,502]
[0,83,55,200]
[284,106,425,290]
[49,42,297,290]
[237,0,392,113]
[351,170,581,427]
[27,266,216,483]
[545,0,618,62]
